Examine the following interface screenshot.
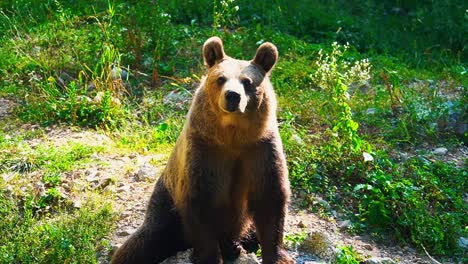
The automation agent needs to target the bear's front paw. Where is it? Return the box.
[220,239,243,260]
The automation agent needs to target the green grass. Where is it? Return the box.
[0,0,466,262]
[0,140,104,174]
[0,191,115,264]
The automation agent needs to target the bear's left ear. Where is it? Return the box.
[253,42,278,73]
[203,37,226,68]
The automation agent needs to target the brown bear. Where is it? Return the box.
[111,37,294,264]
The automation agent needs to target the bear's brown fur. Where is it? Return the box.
[110,37,294,264]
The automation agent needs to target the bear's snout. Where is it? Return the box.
[225,91,241,112]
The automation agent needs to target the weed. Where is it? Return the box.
[334,245,363,264]
[212,0,239,34]
[284,231,307,249]
[310,42,371,152]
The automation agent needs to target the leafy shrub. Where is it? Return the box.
[334,245,362,264]
[354,156,467,255]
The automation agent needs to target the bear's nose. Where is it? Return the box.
[225,91,241,112]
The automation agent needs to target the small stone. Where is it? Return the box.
[117,185,131,193]
[363,244,373,251]
[363,152,373,162]
[433,147,448,155]
[118,227,137,237]
[86,170,100,182]
[338,220,352,229]
[366,108,376,115]
[160,249,192,264]
[399,152,410,161]
[290,134,304,145]
[110,67,128,80]
[95,177,114,190]
[458,237,468,249]
[297,221,306,228]
[87,81,96,92]
[2,173,15,182]
[163,90,190,108]
[34,182,46,197]
[234,253,260,264]
[73,200,81,208]
[135,163,158,182]
[364,257,396,264]
[314,196,331,210]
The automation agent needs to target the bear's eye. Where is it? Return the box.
[241,78,252,87]
[217,76,226,86]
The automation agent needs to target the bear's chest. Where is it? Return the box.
[200,149,252,208]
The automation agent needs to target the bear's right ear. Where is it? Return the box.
[203,37,226,68]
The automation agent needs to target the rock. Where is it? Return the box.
[363,152,374,162]
[56,71,74,89]
[234,253,260,264]
[73,199,81,208]
[117,185,131,193]
[160,250,192,264]
[2,173,14,182]
[399,152,410,161]
[366,108,376,115]
[297,221,306,228]
[160,250,259,264]
[110,66,128,80]
[117,227,137,237]
[135,163,158,182]
[338,219,352,229]
[163,90,190,109]
[314,196,331,211]
[34,182,46,197]
[458,237,468,249]
[432,147,448,155]
[290,134,304,145]
[95,177,114,190]
[86,170,100,183]
[364,257,396,264]
[363,244,373,251]
[0,98,15,120]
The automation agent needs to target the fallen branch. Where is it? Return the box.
[420,244,442,264]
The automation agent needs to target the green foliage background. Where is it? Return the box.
[0,0,466,263]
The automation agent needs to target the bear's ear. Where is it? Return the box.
[253,42,278,73]
[203,37,226,68]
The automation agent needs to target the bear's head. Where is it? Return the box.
[202,37,278,115]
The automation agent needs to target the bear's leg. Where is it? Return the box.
[219,222,258,260]
[219,237,243,261]
[248,142,294,264]
[250,189,292,264]
[110,179,188,264]
[240,228,259,253]
[183,203,223,264]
